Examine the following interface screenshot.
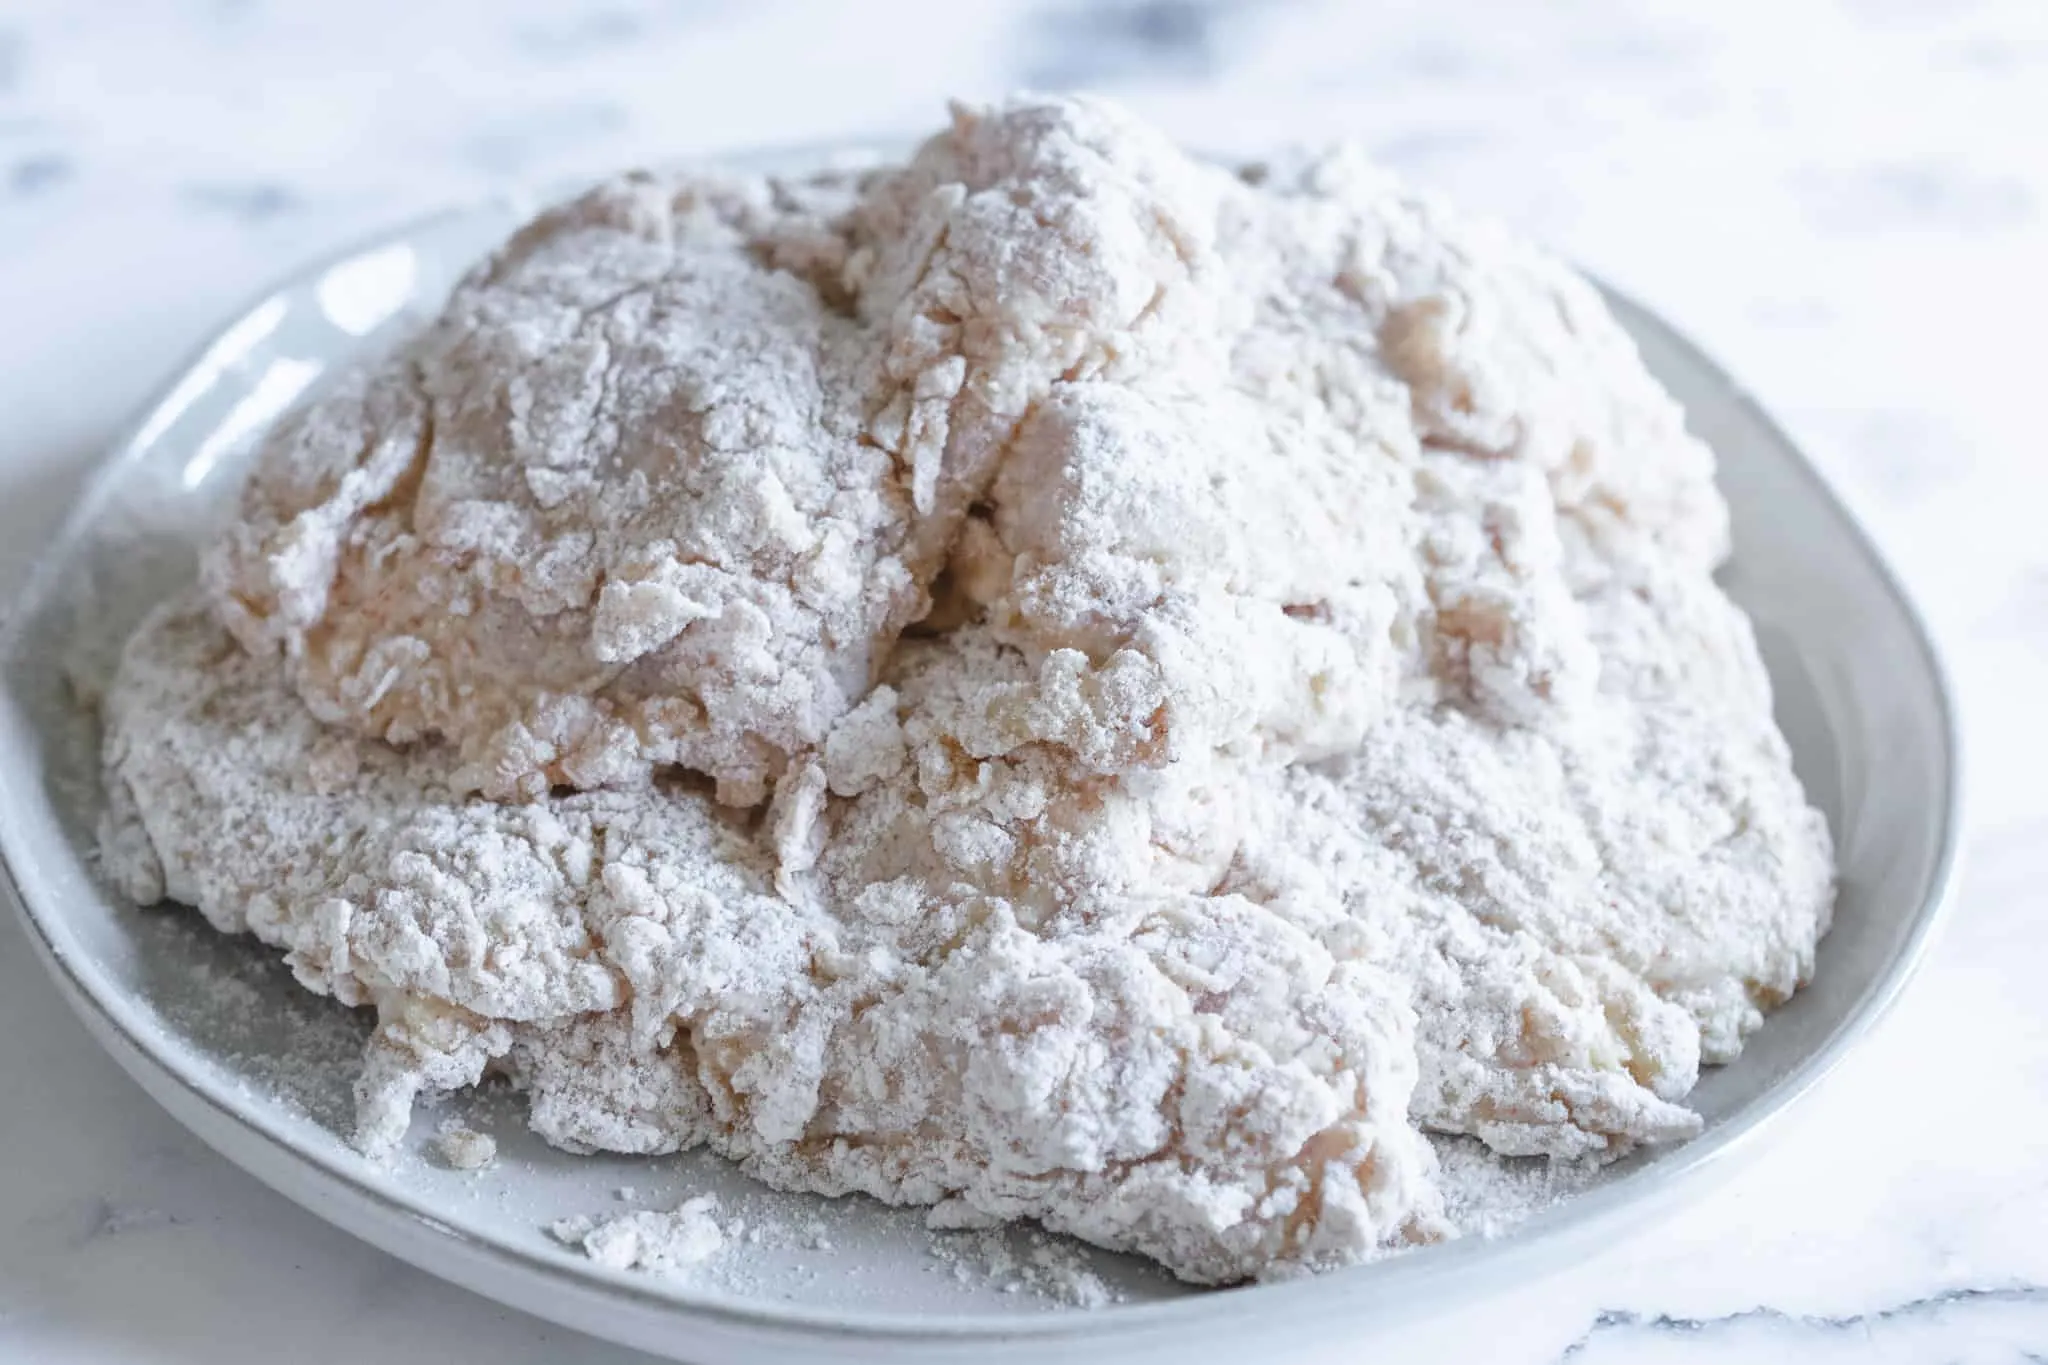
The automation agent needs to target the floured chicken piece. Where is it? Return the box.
[206,101,1217,803]
[103,596,1444,1284]
[100,95,1832,1285]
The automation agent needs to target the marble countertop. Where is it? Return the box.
[3,1,2045,1360]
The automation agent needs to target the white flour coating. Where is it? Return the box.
[98,95,1833,1285]
[551,1195,727,1274]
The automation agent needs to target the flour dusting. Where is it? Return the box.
[97,95,1833,1286]
[925,1227,1120,1308]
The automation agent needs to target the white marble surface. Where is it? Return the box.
[2,1,2045,1360]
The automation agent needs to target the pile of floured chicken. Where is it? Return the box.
[99,96,1833,1285]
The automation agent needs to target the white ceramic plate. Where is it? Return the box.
[0,172,1961,1363]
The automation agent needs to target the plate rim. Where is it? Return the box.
[0,195,1967,1347]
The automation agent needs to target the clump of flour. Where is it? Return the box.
[435,1121,497,1171]
[97,95,1832,1286]
[551,1195,727,1275]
